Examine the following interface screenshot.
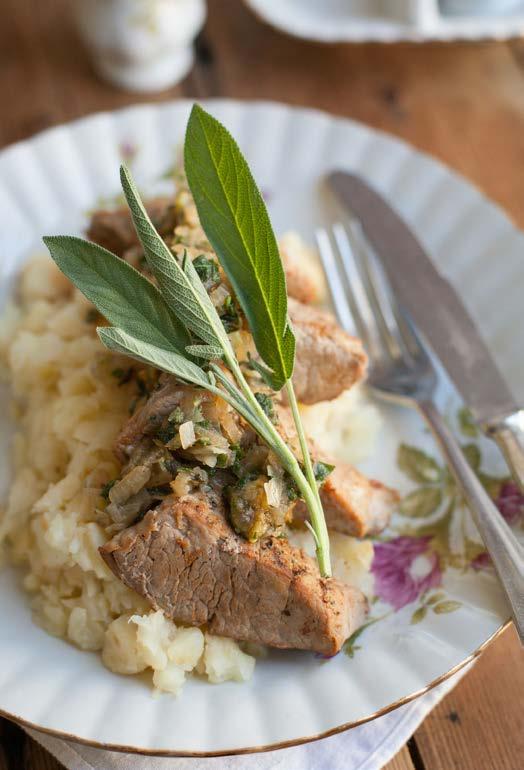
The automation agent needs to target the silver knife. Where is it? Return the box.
[327,170,524,492]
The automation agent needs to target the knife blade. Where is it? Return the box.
[327,170,524,490]
[327,170,518,422]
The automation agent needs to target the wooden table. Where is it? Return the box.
[1,1,523,768]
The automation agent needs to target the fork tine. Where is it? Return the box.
[315,228,353,333]
[330,223,376,343]
[349,219,424,361]
[394,305,429,360]
[316,226,382,362]
[339,220,407,361]
[328,223,388,364]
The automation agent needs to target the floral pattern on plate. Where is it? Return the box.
[347,407,523,652]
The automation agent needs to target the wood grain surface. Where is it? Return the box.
[1,1,523,768]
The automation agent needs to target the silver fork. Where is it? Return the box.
[316,221,524,644]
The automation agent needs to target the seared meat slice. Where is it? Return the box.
[279,232,325,305]
[289,298,367,404]
[100,494,367,655]
[87,198,174,257]
[295,466,398,538]
[276,405,397,537]
[115,379,252,463]
[115,380,191,461]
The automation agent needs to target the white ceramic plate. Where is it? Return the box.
[0,100,522,756]
[244,0,524,43]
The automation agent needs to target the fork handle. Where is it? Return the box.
[418,400,524,645]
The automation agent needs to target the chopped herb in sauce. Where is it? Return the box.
[156,423,178,444]
[254,392,275,422]
[193,255,220,290]
[100,479,117,500]
[230,444,244,477]
[191,401,205,422]
[111,367,133,386]
[220,295,241,332]
[147,484,172,497]
[168,406,185,424]
[285,473,300,501]
[313,461,335,485]
[136,376,148,397]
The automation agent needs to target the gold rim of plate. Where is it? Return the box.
[0,619,511,758]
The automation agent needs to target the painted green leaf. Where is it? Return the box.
[184,104,295,390]
[399,487,442,518]
[433,600,462,614]
[458,407,479,438]
[411,606,427,624]
[479,472,506,500]
[426,592,447,606]
[397,444,441,483]
[43,235,190,352]
[462,443,481,471]
[343,619,375,658]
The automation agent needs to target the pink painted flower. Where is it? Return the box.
[471,551,491,571]
[495,481,524,525]
[371,536,441,610]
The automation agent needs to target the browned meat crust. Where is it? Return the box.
[86,198,173,257]
[296,466,398,538]
[276,405,397,537]
[115,380,193,462]
[289,298,367,404]
[100,494,368,655]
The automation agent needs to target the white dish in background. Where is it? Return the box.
[71,0,207,92]
[244,0,524,42]
[0,100,522,755]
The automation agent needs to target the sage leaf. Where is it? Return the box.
[184,104,295,390]
[399,487,442,518]
[433,600,461,614]
[248,356,283,391]
[185,344,224,360]
[98,327,210,389]
[119,164,232,352]
[397,444,441,484]
[43,235,190,352]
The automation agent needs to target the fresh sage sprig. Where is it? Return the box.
[43,104,332,577]
[184,104,295,391]
[184,104,329,574]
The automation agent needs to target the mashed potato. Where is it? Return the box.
[0,252,376,695]
[0,256,255,695]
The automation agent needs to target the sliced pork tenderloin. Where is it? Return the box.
[289,298,367,404]
[276,405,398,537]
[100,493,367,656]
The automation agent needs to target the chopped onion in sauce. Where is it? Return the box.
[264,477,285,509]
[179,421,196,449]
[109,465,151,506]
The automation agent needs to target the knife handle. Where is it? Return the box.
[419,401,524,645]
[485,412,524,495]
